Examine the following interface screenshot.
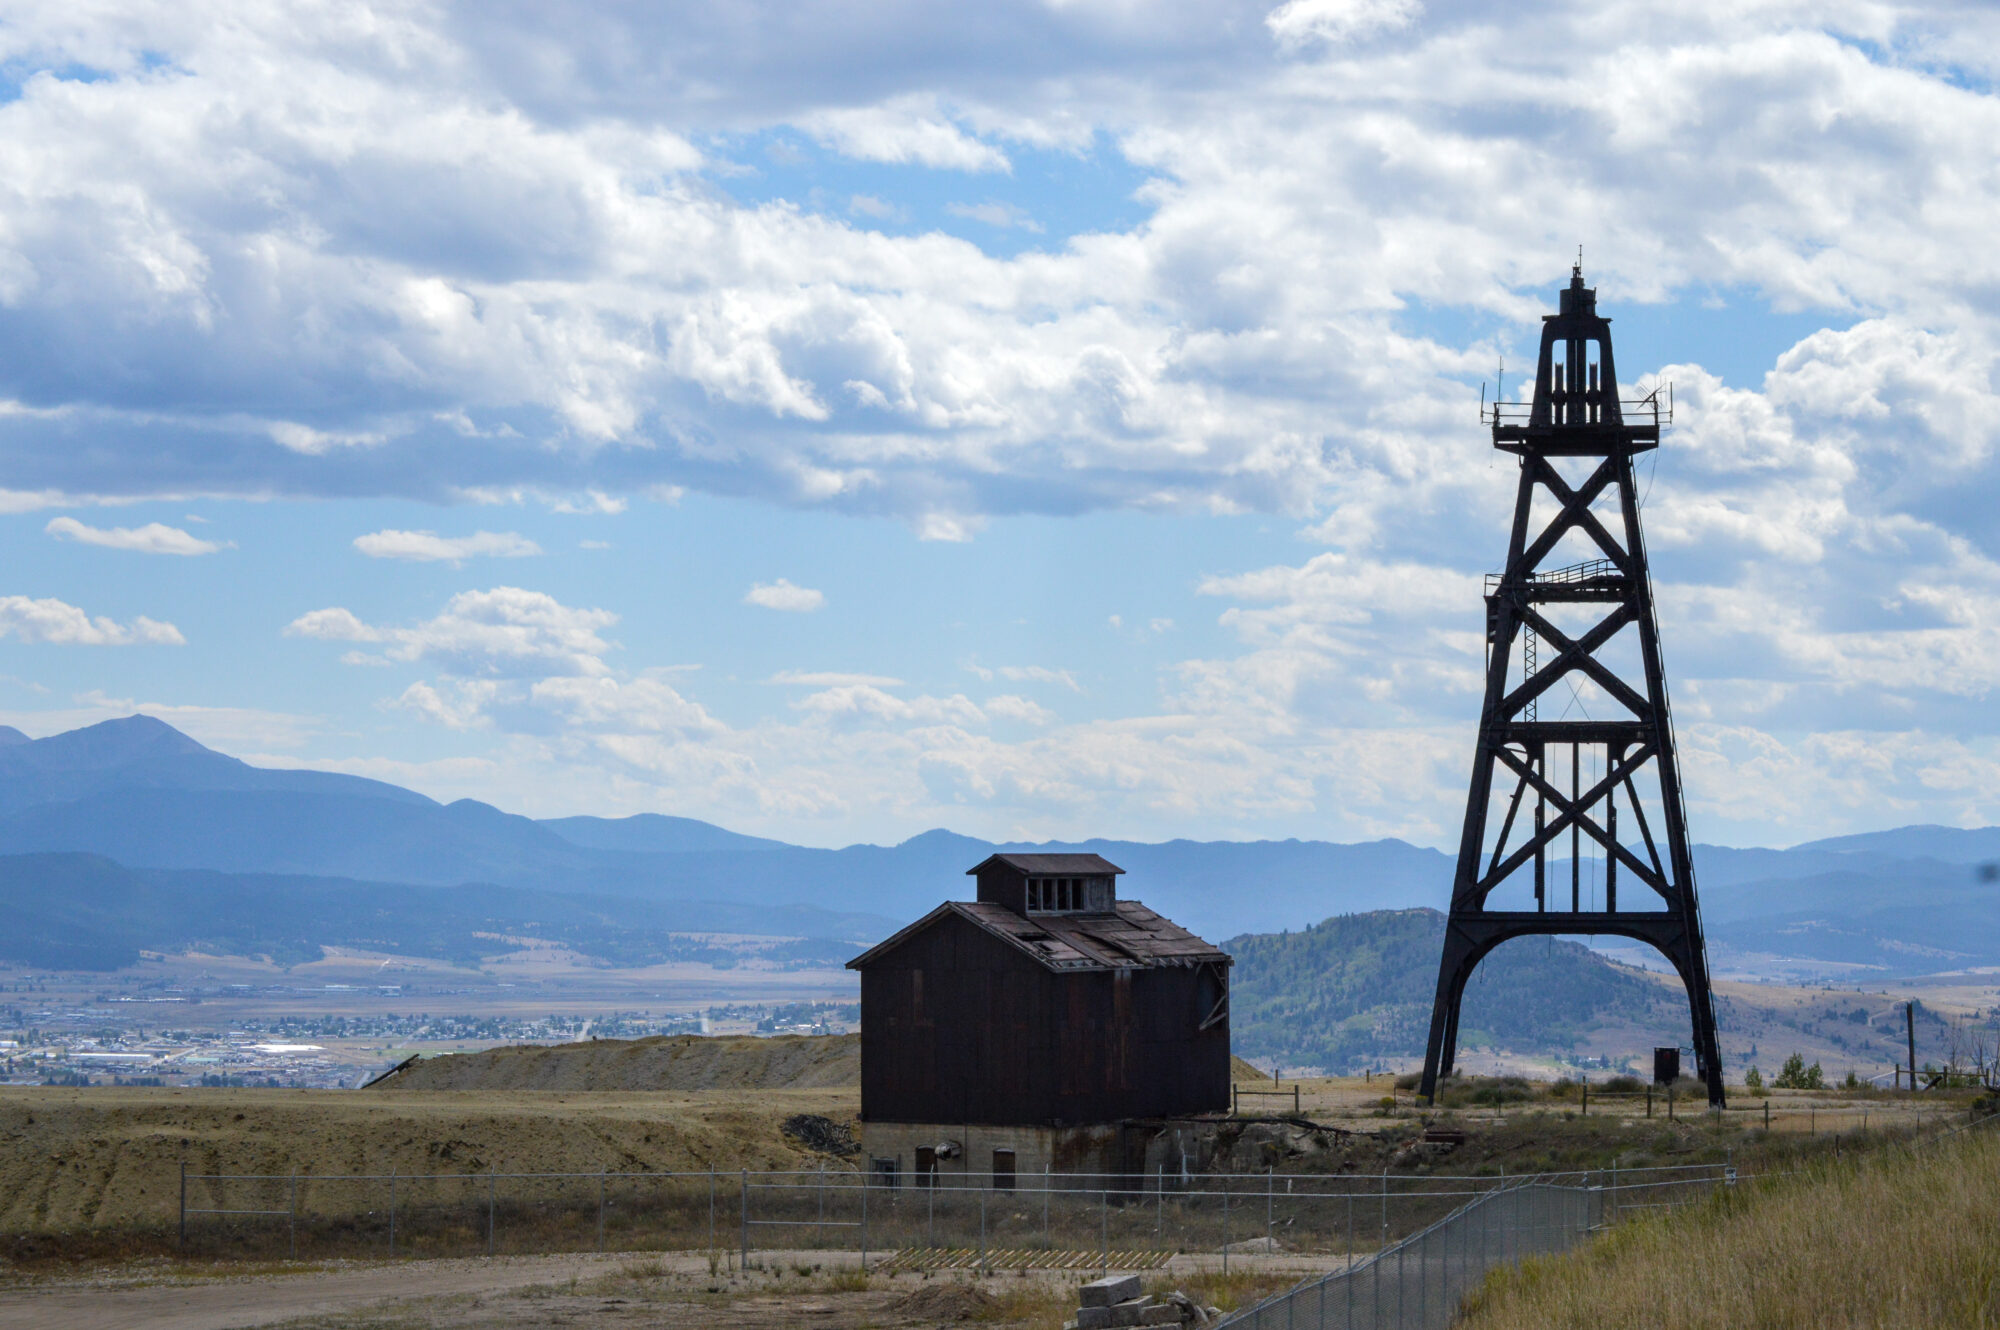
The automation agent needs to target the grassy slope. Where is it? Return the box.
[1460,1119,2000,1329]
[378,1033,860,1091]
[0,1084,856,1235]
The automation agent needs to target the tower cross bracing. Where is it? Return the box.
[1418,267,1726,1107]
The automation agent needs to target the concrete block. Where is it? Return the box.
[1107,1299,1152,1327]
[1080,1275,1143,1307]
[1075,1307,1114,1329]
[1140,1305,1181,1326]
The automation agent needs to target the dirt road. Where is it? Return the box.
[0,1251,688,1330]
[0,1250,1295,1330]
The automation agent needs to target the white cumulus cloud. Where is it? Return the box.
[770,670,904,687]
[0,596,184,645]
[286,588,617,678]
[353,529,543,563]
[745,579,827,612]
[46,516,221,556]
[1265,0,1420,49]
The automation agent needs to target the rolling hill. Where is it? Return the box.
[1225,908,1682,1074]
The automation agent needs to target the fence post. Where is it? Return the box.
[1416,1202,1425,1328]
[980,1189,988,1277]
[1266,1165,1273,1244]
[1764,1099,1770,1131]
[178,1161,186,1255]
[708,1168,715,1263]
[740,1169,749,1271]
[1102,1187,1110,1277]
[1221,1178,1229,1275]
[860,1171,869,1272]
[1157,1165,1164,1236]
[289,1171,298,1261]
[488,1172,496,1256]
[597,1169,606,1253]
[388,1170,397,1257]
[1347,1214,1355,1323]
[1043,1167,1050,1246]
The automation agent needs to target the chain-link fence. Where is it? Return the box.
[1215,1181,1601,1330]
[173,1162,1735,1270]
[1215,1166,1755,1330]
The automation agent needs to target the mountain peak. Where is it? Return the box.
[17,715,219,771]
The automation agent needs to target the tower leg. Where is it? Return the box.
[1418,927,1481,1103]
[1684,958,1727,1107]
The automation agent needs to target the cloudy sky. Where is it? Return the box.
[0,0,1996,849]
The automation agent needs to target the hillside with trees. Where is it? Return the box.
[1226,909,1677,1073]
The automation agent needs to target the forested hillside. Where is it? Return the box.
[1226,909,1677,1073]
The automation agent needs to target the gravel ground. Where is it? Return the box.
[0,1249,1120,1330]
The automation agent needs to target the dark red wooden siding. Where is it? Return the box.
[858,913,1229,1125]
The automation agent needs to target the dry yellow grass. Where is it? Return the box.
[376,1033,860,1092]
[1460,1120,2000,1329]
[0,1084,858,1235]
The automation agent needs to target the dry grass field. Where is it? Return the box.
[1459,1117,2000,1328]
[0,1085,857,1238]
[374,1033,860,1092]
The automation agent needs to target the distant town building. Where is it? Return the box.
[847,853,1231,1184]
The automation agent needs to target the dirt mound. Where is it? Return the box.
[373,1033,860,1092]
[888,1282,995,1320]
[1231,1055,1273,1081]
[0,1084,858,1234]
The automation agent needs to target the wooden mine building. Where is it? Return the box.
[847,853,1231,1185]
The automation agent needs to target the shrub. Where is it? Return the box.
[1772,1053,1824,1090]
[1743,1066,1763,1089]
[1601,1075,1645,1094]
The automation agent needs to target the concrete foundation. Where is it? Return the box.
[860,1118,1234,1190]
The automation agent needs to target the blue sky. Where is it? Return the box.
[0,0,1998,849]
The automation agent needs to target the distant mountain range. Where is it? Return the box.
[0,714,1991,978]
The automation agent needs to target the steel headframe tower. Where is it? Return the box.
[1418,265,1725,1107]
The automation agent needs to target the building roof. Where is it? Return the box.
[965,852,1124,876]
[847,898,1228,974]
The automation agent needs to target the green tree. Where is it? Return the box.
[1773,1052,1824,1089]
[1743,1065,1763,1089]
